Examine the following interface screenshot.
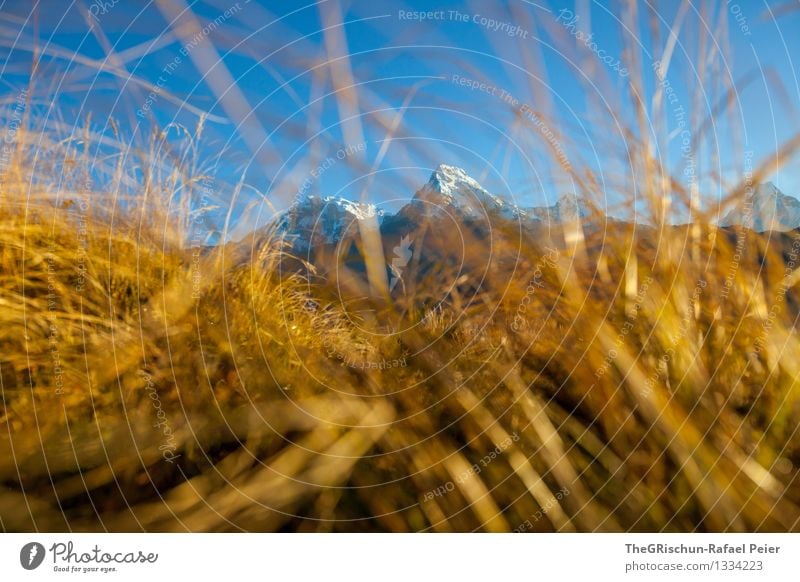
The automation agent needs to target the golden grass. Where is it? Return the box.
[1,117,799,532]
[1,2,800,532]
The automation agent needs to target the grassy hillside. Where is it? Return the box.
[1,123,800,532]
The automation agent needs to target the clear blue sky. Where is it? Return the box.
[1,0,798,236]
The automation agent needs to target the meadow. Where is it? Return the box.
[1,1,799,533]
[0,119,799,532]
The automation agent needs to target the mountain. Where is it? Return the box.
[273,164,597,254]
[408,164,525,221]
[275,195,384,252]
[405,164,592,224]
[529,191,592,224]
[720,182,800,232]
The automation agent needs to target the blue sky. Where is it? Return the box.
[0,0,798,236]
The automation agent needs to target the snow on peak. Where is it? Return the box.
[272,164,601,253]
[320,195,383,221]
[415,164,521,218]
[286,194,384,222]
[413,164,597,224]
[721,182,800,232]
[428,164,489,200]
[276,194,384,251]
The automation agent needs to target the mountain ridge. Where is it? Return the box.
[275,163,595,251]
[720,182,800,232]
[273,166,800,254]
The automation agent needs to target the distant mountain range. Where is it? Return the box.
[274,164,594,254]
[271,165,800,261]
[253,164,800,309]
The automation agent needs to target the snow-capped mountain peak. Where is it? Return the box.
[320,195,383,221]
[276,194,384,252]
[272,164,600,253]
[721,182,800,232]
[427,164,493,202]
[412,164,594,224]
[413,163,522,219]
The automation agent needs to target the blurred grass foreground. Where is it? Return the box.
[1,119,799,533]
[1,1,800,533]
